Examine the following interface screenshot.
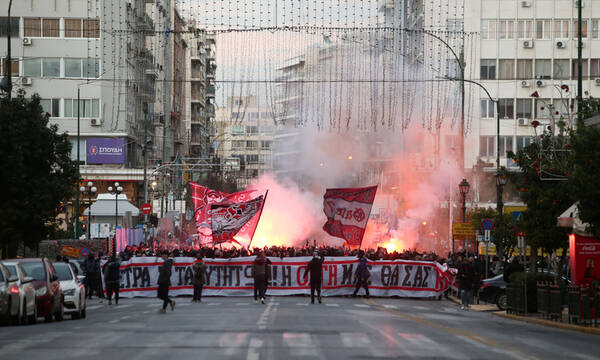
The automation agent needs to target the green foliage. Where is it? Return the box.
[0,91,76,257]
[570,125,600,239]
[507,130,574,253]
[509,271,555,312]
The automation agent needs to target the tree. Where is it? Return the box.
[571,124,600,239]
[0,91,76,258]
[507,129,574,254]
[469,207,517,260]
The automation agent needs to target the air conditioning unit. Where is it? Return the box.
[595,78,600,86]
[90,118,102,126]
[21,77,32,85]
[556,41,567,48]
[521,80,531,87]
[518,118,528,126]
[521,0,531,7]
[522,40,534,48]
[536,79,546,87]
[575,0,585,7]
[22,37,32,45]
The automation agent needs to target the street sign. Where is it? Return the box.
[477,235,484,242]
[80,247,90,256]
[61,246,80,258]
[484,229,491,242]
[517,235,525,249]
[452,222,475,236]
[141,203,152,215]
[481,219,495,231]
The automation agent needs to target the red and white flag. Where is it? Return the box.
[210,195,266,245]
[323,185,378,247]
[189,182,257,243]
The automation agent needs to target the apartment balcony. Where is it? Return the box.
[206,85,215,99]
[145,66,159,79]
[137,49,154,65]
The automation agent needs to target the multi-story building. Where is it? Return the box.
[183,24,216,160]
[214,96,275,189]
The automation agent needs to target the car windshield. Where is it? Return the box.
[5,265,17,277]
[21,262,46,281]
[54,263,73,281]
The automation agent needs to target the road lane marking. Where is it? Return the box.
[236,302,249,306]
[383,304,397,309]
[340,332,371,348]
[108,319,119,324]
[296,303,309,306]
[325,303,339,307]
[246,338,263,360]
[354,304,369,308]
[120,316,131,320]
[282,332,319,357]
[86,305,102,310]
[115,304,132,308]
[207,302,222,306]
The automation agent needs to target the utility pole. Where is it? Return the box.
[577,0,583,125]
[6,0,13,100]
[75,87,81,239]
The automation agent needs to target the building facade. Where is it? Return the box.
[214,96,275,189]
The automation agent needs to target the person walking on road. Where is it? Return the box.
[84,253,100,300]
[303,251,325,304]
[192,253,207,303]
[157,252,175,313]
[104,255,121,305]
[352,251,370,298]
[458,256,474,310]
[252,252,271,304]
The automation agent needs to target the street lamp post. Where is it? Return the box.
[108,182,123,256]
[79,182,97,242]
[458,178,470,252]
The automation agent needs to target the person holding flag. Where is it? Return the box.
[303,250,325,304]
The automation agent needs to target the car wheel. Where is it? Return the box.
[27,305,37,325]
[10,302,20,326]
[20,302,27,325]
[496,292,508,311]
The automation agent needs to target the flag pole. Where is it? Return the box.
[358,186,378,250]
[248,190,269,249]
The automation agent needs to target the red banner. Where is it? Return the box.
[211,195,266,245]
[323,185,377,247]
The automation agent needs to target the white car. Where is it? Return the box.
[3,261,37,325]
[53,262,86,319]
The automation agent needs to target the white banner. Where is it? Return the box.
[104,256,456,298]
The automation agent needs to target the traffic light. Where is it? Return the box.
[80,222,87,235]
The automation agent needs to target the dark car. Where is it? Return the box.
[18,258,64,322]
[0,263,20,324]
[478,274,507,310]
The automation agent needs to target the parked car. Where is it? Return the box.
[19,258,64,322]
[3,261,37,324]
[53,262,86,319]
[478,274,507,310]
[0,262,20,325]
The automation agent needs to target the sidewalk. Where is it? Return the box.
[449,295,600,335]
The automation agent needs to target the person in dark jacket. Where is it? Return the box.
[352,251,370,298]
[503,257,524,283]
[84,253,100,300]
[157,252,175,313]
[457,256,474,310]
[303,251,325,304]
[192,253,207,302]
[252,252,271,304]
[103,255,121,305]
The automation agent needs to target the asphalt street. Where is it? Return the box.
[0,296,598,360]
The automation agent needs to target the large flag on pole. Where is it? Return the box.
[322,185,378,247]
[210,195,266,245]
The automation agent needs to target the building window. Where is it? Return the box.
[517,19,533,39]
[554,19,570,39]
[553,59,570,80]
[535,99,550,118]
[573,20,588,39]
[231,125,245,135]
[498,59,515,80]
[261,140,272,149]
[246,126,258,134]
[516,136,532,151]
[43,19,60,37]
[535,59,551,79]
[231,140,245,149]
[517,59,532,79]
[260,154,272,165]
[479,136,496,157]
[246,141,258,148]
[65,58,82,77]
[498,20,515,40]
[590,59,600,78]
[65,19,82,38]
[592,20,600,39]
[23,58,42,77]
[498,99,514,119]
[499,136,514,157]
[480,99,495,118]
[24,18,41,37]
[83,58,100,78]
[40,98,60,117]
[83,19,100,38]
[555,99,570,115]
[42,58,60,78]
[1,58,19,76]
[516,99,532,119]
[536,20,551,40]
[572,59,589,79]
[0,17,20,37]
[234,99,243,106]
[480,59,496,80]
[247,154,259,164]
[63,99,100,118]
[481,20,497,40]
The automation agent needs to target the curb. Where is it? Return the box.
[492,311,600,336]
